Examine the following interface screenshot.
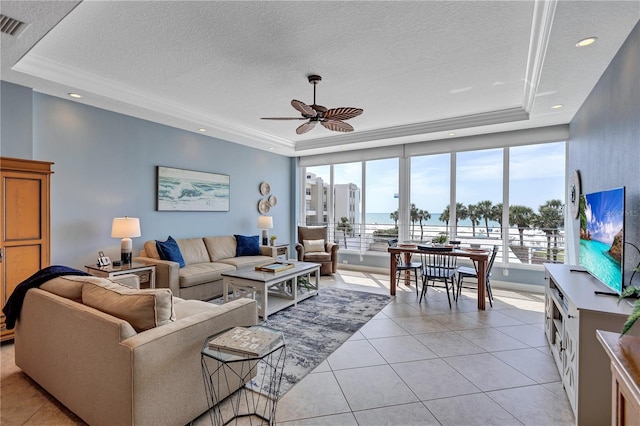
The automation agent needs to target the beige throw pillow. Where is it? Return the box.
[82,280,175,332]
[303,239,325,253]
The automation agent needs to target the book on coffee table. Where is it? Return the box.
[255,262,295,273]
[208,326,280,357]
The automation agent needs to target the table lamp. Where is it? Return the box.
[257,216,273,246]
[111,217,141,263]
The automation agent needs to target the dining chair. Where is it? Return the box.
[419,251,456,307]
[456,245,499,306]
[389,239,422,296]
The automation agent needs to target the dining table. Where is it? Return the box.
[388,245,491,310]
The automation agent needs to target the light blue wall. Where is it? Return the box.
[0,81,33,158]
[569,21,640,287]
[2,87,292,269]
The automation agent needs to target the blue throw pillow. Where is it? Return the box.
[156,236,185,267]
[235,235,261,256]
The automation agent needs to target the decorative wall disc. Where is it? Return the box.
[259,182,271,196]
[268,195,277,207]
[569,170,581,219]
[258,199,270,214]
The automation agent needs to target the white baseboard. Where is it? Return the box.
[337,264,389,275]
[337,265,545,294]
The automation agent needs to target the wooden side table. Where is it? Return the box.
[85,261,156,289]
[597,330,640,426]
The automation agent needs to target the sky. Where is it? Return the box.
[583,187,625,244]
[308,141,566,215]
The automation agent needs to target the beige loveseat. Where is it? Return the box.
[135,235,278,301]
[15,274,258,426]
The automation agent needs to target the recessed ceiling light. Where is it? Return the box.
[198,128,206,132]
[448,132,456,136]
[68,93,82,98]
[576,37,597,47]
[551,104,564,109]
[269,147,274,151]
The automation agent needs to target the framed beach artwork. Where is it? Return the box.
[157,166,230,212]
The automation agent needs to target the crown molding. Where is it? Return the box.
[294,107,530,152]
[12,54,294,149]
[523,0,558,113]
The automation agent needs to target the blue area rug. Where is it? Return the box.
[227,286,391,396]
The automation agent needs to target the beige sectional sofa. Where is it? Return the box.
[135,235,278,301]
[15,274,258,426]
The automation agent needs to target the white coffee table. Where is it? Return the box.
[222,261,320,319]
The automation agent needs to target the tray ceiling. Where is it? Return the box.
[1,1,638,156]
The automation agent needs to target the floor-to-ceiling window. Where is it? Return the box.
[333,162,362,250]
[410,154,451,244]
[366,158,399,251]
[299,138,566,272]
[455,148,504,259]
[508,142,566,265]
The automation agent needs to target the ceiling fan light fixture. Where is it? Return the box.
[576,37,597,47]
[261,75,363,134]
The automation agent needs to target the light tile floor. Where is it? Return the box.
[1,269,575,425]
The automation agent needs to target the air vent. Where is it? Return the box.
[0,14,26,36]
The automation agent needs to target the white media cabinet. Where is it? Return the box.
[544,264,638,425]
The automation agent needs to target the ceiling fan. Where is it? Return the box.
[261,75,363,135]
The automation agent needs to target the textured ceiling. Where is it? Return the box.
[1,1,638,156]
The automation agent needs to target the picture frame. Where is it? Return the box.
[157,166,230,212]
[97,251,111,267]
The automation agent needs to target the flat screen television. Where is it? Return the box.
[579,187,625,294]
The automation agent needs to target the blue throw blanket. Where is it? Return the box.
[2,265,89,329]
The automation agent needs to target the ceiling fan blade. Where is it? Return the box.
[321,120,354,133]
[296,121,316,135]
[324,107,363,121]
[261,117,307,120]
[291,100,317,118]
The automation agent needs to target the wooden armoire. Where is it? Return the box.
[1,157,53,341]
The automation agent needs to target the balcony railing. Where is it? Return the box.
[308,221,565,266]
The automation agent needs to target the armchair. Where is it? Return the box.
[295,226,339,275]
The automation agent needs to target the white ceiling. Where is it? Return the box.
[1,1,638,157]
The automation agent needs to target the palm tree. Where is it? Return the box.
[390,210,399,228]
[491,203,503,238]
[418,209,431,241]
[336,216,353,249]
[509,205,535,246]
[533,199,564,261]
[409,203,419,240]
[440,203,468,227]
[456,203,469,225]
[439,205,450,227]
[467,204,480,237]
[476,200,494,236]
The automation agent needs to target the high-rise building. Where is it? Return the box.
[305,174,361,232]
[305,173,328,225]
[334,183,360,236]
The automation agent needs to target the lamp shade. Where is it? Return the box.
[257,216,273,229]
[111,217,141,238]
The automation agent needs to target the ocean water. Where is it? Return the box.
[365,212,500,227]
[579,239,623,293]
